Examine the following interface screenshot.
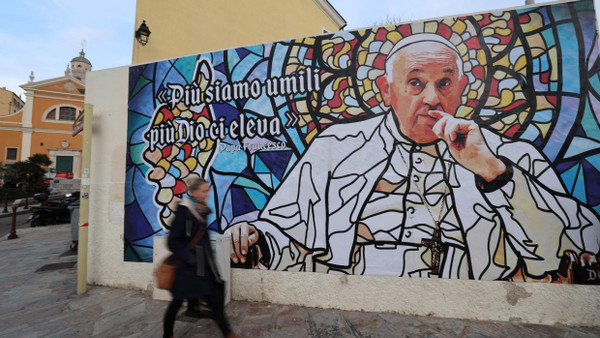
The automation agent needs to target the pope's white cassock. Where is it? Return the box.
[248,112,600,280]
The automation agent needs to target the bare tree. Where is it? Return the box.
[371,14,412,27]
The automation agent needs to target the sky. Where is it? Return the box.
[0,0,570,98]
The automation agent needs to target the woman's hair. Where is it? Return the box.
[187,177,208,191]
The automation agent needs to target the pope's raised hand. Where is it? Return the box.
[429,110,506,182]
[225,221,259,264]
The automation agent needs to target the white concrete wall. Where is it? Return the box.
[85,67,155,291]
[232,269,600,327]
[85,66,600,328]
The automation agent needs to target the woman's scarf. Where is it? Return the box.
[180,196,210,223]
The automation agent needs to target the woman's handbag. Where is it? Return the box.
[154,217,207,290]
[156,255,178,290]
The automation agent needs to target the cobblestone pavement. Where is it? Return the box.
[1,224,599,337]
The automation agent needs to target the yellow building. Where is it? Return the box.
[0,87,25,117]
[0,51,92,178]
[132,0,346,64]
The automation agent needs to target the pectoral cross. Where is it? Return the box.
[421,225,446,275]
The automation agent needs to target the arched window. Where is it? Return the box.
[43,105,81,122]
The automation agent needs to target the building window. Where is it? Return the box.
[6,148,18,161]
[59,107,76,121]
[44,105,80,122]
[47,108,56,120]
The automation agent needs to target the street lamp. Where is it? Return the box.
[135,20,151,46]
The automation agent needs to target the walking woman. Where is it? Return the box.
[163,178,239,338]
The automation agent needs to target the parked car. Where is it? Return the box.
[55,172,74,179]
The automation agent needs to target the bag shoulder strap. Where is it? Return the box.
[182,207,206,249]
[186,226,206,249]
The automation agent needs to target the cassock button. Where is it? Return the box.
[413,175,420,182]
[414,157,422,164]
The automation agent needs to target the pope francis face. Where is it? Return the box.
[377,40,468,144]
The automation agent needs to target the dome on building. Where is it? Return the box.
[70,50,92,82]
[71,50,92,66]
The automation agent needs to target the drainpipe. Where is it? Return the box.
[77,103,93,294]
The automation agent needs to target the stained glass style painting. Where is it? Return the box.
[126,0,600,284]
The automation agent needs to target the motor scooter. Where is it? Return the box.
[40,191,79,208]
[29,193,74,227]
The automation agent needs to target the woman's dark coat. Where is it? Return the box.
[168,201,220,300]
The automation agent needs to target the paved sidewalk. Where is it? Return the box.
[1,224,599,337]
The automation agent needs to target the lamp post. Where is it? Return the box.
[2,194,8,213]
[135,20,151,46]
[23,174,30,210]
